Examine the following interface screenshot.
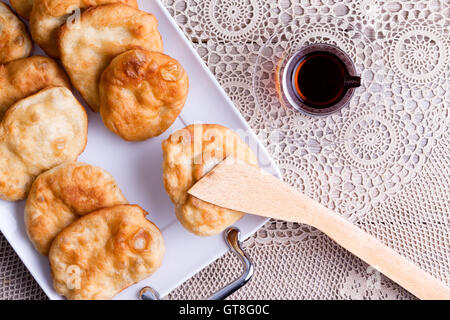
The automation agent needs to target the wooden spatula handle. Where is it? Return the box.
[305,201,450,300]
[261,184,450,300]
[188,161,450,299]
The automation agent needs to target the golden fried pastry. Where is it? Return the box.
[49,204,165,300]
[25,162,128,256]
[100,50,189,141]
[162,124,258,236]
[0,2,32,64]
[0,56,70,119]
[59,3,163,112]
[30,0,138,57]
[10,0,33,19]
[0,86,88,201]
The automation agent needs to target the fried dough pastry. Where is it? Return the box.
[25,162,127,255]
[100,49,188,141]
[0,87,88,201]
[162,124,258,236]
[30,0,138,57]
[0,2,32,63]
[10,0,33,19]
[49,204,165,300]
[59,3,163,112]
[0,56,70,119]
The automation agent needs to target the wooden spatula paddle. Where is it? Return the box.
[188,159,450,300]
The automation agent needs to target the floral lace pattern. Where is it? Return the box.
[1,0,449,300]
[166,0,449,300]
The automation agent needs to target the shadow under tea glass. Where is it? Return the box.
[283,44,361,116]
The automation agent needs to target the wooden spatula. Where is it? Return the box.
[188,159,450,300]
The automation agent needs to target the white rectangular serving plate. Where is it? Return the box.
[0,0,281,300]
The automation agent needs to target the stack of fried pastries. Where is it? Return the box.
[0,56,70,119]
[50,204,164,300]
[5,0,188,141]
[24,162,164,300]
[30,0,139,57]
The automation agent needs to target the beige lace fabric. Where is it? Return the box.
[1,0,449,300]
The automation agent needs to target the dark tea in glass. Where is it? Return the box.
[283,44,361,115]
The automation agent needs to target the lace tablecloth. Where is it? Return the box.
[1,0,448,300]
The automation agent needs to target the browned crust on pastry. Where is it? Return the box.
[10,0,34,19]
[0,56,70,119]
[100,49,189,141]
[162,124,258,236]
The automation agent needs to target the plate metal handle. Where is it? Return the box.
[207,227,254,300]
[139,227,254,300]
